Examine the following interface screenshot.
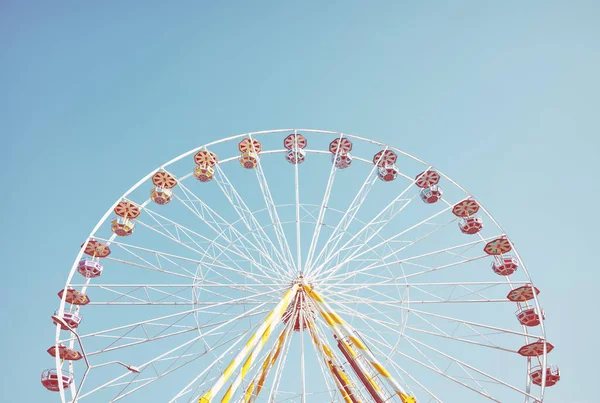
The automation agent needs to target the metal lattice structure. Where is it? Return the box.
[45,129,559,402]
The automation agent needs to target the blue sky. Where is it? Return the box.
[1,1,598,402]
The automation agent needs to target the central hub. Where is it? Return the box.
[282,279,316,331]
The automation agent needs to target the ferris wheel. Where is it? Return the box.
[43,129,560,403]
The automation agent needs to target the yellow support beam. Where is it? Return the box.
[198,285,298,403]
[306,318,364,403]
[244,325,289,403]
[306,286,416,403]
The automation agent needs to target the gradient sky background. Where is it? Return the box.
[1,1,598,401]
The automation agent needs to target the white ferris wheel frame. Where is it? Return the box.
[52,129,551,403]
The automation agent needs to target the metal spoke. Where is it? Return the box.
[310,167,425,279]
[212,162,291,274]
[321,235,499,285]
[316,202,456,282]
[139,206,286,282]
[304,133,343,272]
[175,180,290,280]
[306,147,386,275]
[293,130,302,276]
[249,133,297,274]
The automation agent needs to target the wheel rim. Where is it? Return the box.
[48,129,554,402]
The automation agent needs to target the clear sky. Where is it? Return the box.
[1,1,598,402]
